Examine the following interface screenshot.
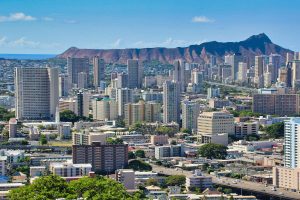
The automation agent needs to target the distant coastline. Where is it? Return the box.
[0,54,56,60]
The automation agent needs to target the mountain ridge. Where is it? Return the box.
[57,33,293,64]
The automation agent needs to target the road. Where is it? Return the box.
[205,81,257,92]
[151,164,300,200]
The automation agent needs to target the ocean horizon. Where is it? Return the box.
[0,54,56,60]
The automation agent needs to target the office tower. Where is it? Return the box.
[117,72,128,88]
[182,100,200,133]
[77,91,89,118]
[163,81,180,124]
[292,60,300,88]
[72,142,128,173]
[210,55,217,66]
[77,72,88,89]
[8,118,17,138]
[93,57,105,88]
[117,88,133,117]
[286,52,294,65]
[67,57,89,86]
[197,112,233,145]
[173,60,185,91]
[207,87,220,99]
[224,53,242,81]
[253,93,299,116]
[59,74,70,97]
[254,55,266,87]
[191,70,203,85]
[264,72,272,87]
[295,52,300,60]
[238,62,247,82]
[115,169,135,190]
[284,118,300,168]
[124,100,160,126]
[154,144,184,159]
[269,54,281,82]
[278,67,292,87]
[127,59,142,89]
[15,67,59,120]
[92,97,118,121]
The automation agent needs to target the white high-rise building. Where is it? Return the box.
[238,62,247,82]
[182,100,200,133]
[292,60,300,88]
[92,97,118,121]
[163,81,180,124]
[224,53,242,81]
[117,88,133,117]
[78,72,88,89]
[15,67,59,120]
[59,74,70,97]
[93,57,105,88]
[284,118,300,168]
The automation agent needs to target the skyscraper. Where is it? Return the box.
[15,67,59,120]
[67,57,89,86]
[93,57,105,88]
[77,91,89,118]
[173,60,185,92]
[59,74,70,97]
[268,54,281,82]
[182,100,200,133]
[117,88,133,117]
[254,55,266,87]
[163,81,180,124]
[292,60,300,88]
[225,53,242,81]
[284,118,300,168]
[127,59,142,89]
[237,62,247,83]
[77,72,88,89]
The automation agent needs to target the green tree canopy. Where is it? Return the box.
[135,150,145,158]
[0,106,15,121]
[60,110,79,123]
[145,178,158,186]
[39,134,48,145]
[165,175,186,186]
[263,122,284,139]
[128,159,152,171]
[9,175,141,200]
[198,143,228,159]
[106,137,124,144]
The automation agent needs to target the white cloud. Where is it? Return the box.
[42,17,54,21]
[111,38,122,48]
[10,37,40,48]
[133,38,206,48]
[0,12,36,22]
[0,36,7,46]
[192,16,215,23]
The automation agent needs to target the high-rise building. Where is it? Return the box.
[59,74,70,97]
[269,54,281,82]
[8,118,17,138]
[117,72,128,88]
[92,97,118,121]
[72,142,128,173]
[254,55,266,87]
[238,62,247,83]
[278,67,292,87]
[292,60,300,88]
[93,57,105,88]
[173,60,185,91]
[283,118,300,168]
[77,72,88,89]
[224,53,242,81]
[124,100,161,126]
[252,93,299,116]
[15,67,59,120]
[67,57,89,86]
[182,100,200,133]
[163,81,180,124]
[127,59,142,89]
[117,88,133,117]
[77,91,90,118]
[207,87,220,99]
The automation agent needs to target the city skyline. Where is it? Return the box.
[0,0,299,54]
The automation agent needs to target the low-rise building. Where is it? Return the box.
[115,169,135,190]
[273,166,300,191]
[154,144,184,159]
[150,135,168,145]
[49,161,92,177]
[186,170,213,191]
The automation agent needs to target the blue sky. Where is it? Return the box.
[0,0,299,54]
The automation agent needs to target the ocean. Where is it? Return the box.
[0,54,56,60]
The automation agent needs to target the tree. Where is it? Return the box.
[60,110,79,123]
[145,178,158,186]
[128,151,136,159]
[223,188,232,194]
[116,117,125,128]
[135,150,145,158]
[170,140,177,145]
[155,126,175,137]
[128,160,152,171]
[165,175,186,186]
[9,175,140,200]
[198,143,228,159]
[0,106,15,121]
[264,122,284,139]
[39,134,48,145]
[106,137,124,144]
